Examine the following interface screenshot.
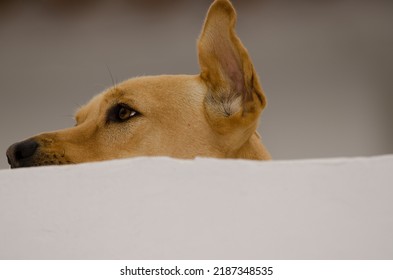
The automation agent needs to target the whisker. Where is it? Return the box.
[71,102,83,109]
[63,114,75,119]
[105,63,118,89]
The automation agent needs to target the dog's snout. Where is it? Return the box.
[6,139,39,168]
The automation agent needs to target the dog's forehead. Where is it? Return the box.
[119,75,202,95]
[113,74,204,108]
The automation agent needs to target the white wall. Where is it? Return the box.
[1,156,392,259]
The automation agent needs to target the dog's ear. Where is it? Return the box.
[198,0,266,134]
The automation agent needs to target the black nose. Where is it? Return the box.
[6,139,39,168]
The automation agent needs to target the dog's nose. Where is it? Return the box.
[6,139,39,168]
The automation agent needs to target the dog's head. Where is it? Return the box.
[6,0,270,168]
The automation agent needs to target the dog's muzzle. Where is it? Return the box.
[6,139,39,169]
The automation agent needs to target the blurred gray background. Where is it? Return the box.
[0,0,392,169]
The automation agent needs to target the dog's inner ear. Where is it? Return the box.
[198,0,266,129]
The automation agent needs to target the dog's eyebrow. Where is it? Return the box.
[105,87,140,105]
[102,89,131,106]
[106,87,126,99]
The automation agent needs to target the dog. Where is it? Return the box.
[6,0,271,169]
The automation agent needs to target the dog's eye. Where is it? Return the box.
[107,104,139,123]
[118,107,136,121]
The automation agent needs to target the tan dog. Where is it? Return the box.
[6,0,271,168]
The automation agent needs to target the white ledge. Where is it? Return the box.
[1,155,392,259]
